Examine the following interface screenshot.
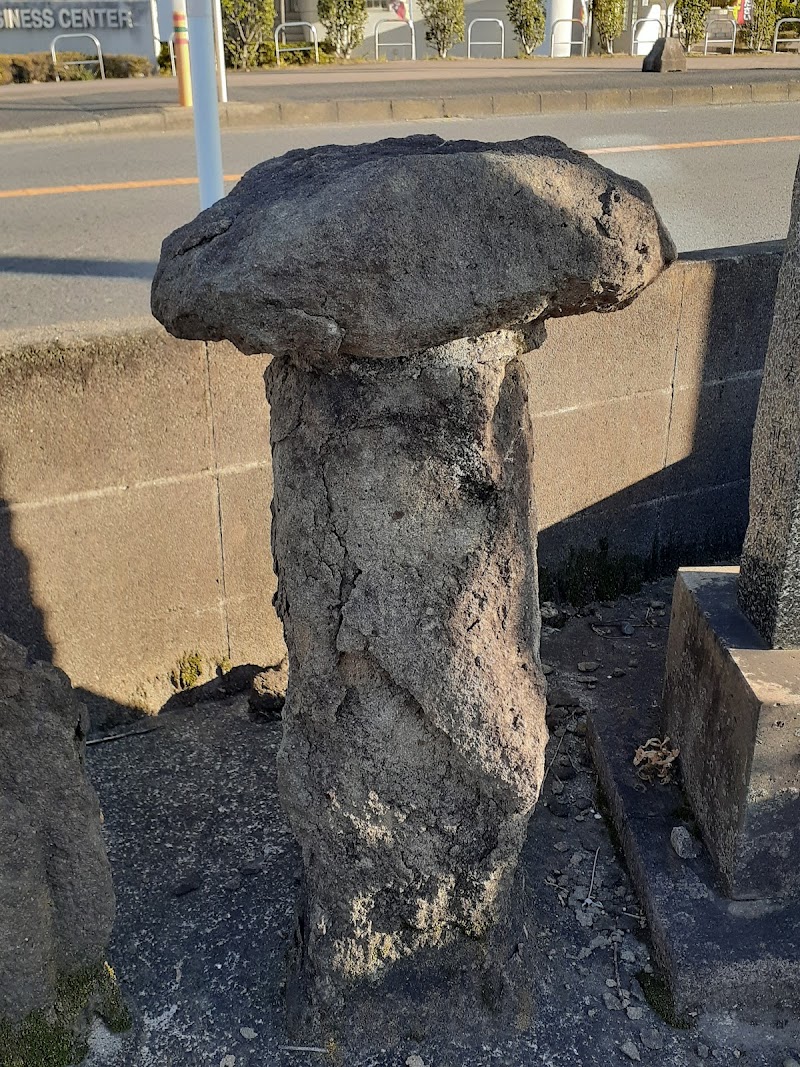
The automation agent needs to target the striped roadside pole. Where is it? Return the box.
[173,0,193,108]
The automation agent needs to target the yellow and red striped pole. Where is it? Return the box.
[173,0,193,108]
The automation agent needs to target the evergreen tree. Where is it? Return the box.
[507,0,546,54]
[420,0,465,57]
[317,0,368,57]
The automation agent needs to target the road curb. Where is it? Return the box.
[2,76,799,141]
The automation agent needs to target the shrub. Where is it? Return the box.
[221,0,276,68]
[507,0,546,54]
[742,0,777,48]
[103,53,153,77]
[0,51,154,82]
[592,0,624,50]
[420,0,464,56]
[673,0,711,45]
[317,0,367,58]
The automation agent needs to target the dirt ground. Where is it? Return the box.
[85,576,800,1067]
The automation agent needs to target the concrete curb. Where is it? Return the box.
[1,76,798,140]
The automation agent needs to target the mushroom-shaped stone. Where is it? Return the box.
[151,135,674,1043]
[152,135,675,365]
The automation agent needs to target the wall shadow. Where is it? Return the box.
[537,243,781,602]
[0,256,156,280]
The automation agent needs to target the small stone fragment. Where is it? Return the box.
[626,1005,643,1020]
[542,663,554,676]
[240,1027,257,1040]
[641,1028,664,1050]
[249,658,288,716]
[406,1056,426,1067]
[670,825,701,860]
[549,800,571,818]
[621,623,635,636]
[612,667,627,678]
[697,1045,710,1059]
[578,661,600,672]
[603,991,623,1010]
[171,873,202,897]
[240,859,264,877]
[220,1057,236,1067]
[621,1040,641,1062]
[783,1059,800,1067]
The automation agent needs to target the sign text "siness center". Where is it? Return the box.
[0,5,134,29]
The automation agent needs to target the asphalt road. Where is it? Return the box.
[1,100,797,330]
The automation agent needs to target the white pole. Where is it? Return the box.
[187,0,225,209]
[212,0,228,104]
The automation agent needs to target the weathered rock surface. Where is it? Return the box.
[0,633,115,1023]
[739,157,800,648]
[642,37,687,73]
[152,135,675,367]
[269,331,546,1031]
[151,134,675,1037]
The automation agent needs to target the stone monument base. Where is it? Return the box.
[664,568,800,899]
[587,567,800,1014]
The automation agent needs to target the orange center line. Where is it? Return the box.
[591,133,800,154]
[0,174,243,198]
[1,134,799,198]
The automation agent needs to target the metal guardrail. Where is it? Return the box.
[467,17,504,58]
[50,32,105,80]
[374,18,416,59]
[704,17,736,53]
[274,21,320,65]
[773,16,800,51]
[631,17,664,54]
[549,18,587,57]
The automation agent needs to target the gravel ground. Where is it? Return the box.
[85,577,800,1067]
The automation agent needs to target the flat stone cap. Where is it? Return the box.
[152,135,676,365]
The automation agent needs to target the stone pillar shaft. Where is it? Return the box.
[268,333,547,1026]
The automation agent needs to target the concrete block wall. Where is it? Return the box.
[0,246,780,716]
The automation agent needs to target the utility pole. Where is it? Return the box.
[187,0,225,208]
[212,0,228,104]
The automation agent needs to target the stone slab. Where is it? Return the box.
[663,567,800,899]
[588,672,800,1016]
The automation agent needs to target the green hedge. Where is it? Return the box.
[0,51,153,84]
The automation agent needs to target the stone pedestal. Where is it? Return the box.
[663,568,800,900]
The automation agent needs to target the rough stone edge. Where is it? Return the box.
[0,78,798,142]
[586,696,800,1017]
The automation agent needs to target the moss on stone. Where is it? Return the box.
[0,962,130,1067]
[170,651,205,691]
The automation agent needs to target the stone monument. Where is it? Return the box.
[588,158,800,1015]
[152,134,675,1038]
[0,633,118,1058]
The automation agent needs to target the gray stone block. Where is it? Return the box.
[588,685,800,1016]
[663,567,800,899]
[642,37,687,73]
